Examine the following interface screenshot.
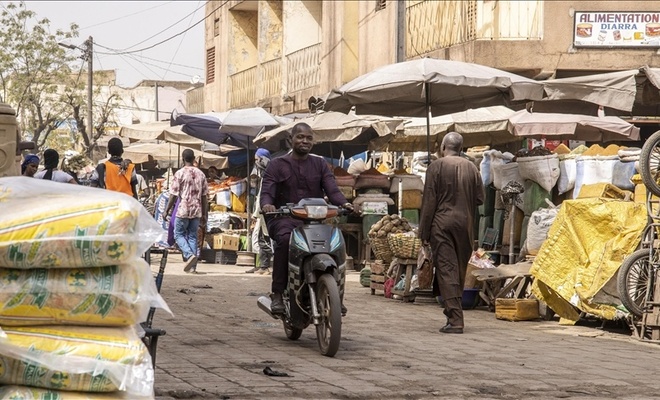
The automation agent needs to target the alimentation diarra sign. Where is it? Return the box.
[574,11,660,48]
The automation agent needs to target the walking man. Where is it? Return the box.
[90,137,138,198]
[165,149,209,273]
[419,132,484,334]
[260,123,353,315]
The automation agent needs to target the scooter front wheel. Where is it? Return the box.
[283,320,303,340]
[315,274,342,357]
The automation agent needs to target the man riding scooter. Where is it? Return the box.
[260,123,353,315]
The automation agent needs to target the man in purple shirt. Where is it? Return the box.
[261,123,353,315]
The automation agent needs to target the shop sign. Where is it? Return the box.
[574,11,660,48]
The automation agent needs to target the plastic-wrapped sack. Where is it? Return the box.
[0,325,153,397]
[0,178,165,269]
[389,174,424,193]
[0,258,170,326]
[480,150,503,186]
[611,161,637,191]
[0,385,149,399]
[492,162,523,190]
[557,155,577,195]
[572,155,618,199]
[525,203,559,256]
[517,154,560,193]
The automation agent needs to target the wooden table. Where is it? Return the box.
[471,261,534,311]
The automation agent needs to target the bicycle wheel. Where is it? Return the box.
[617,249,652,318]
[640,130,660,197]
[315,274,342,357]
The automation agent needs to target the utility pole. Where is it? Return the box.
[60,36,94,138]
[154,83,159,121]
[85,36,93,137]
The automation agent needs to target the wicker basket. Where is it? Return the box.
[369,236,393,263]
[387,233,421,259]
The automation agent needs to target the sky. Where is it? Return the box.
[16,1,206,87]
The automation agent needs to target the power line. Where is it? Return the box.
[162,0,201,80]
[93,50,204,71]
[93,0,228,55]
[122,2,207,51]
[79,1,175,30]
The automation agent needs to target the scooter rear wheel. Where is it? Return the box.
[283,320,303,340]
[315,274,342,357]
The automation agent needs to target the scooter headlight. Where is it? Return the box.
[305,205,328,219]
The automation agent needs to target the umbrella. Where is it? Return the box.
[322,57,544,159]
[539,66,660,113]
[507,110,641,142]
[121,142,229,169]
[119,122,240,153]
[171,108,288,148]
[171,107,290,252]
[374,106,517,151]
[254,111,403,158]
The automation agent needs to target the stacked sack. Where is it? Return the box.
[334,166,356,202]
[0,177,169,400]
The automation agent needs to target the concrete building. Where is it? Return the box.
[203,0,660,115]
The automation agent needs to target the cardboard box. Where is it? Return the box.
[213,234,240,251]
[495,298,539,321]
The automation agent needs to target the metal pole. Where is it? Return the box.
[86,36,93,139]
[246,142,252,252]
[508,201,516,264]
[425,82,431,164]
[396,0,405,62]
[154,83,159,121]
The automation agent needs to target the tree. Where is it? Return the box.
[0,2,80,148]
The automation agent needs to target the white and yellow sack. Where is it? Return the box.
[0,177,164,269]
[0,385,152,400]
[0,258,170,326]
[0,325,153,397]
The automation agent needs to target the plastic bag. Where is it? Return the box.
[0,258,170,326]
[0,325,154,397]
[0,385,149,399]
[416,244,433,290]
[0,177,165,269]
[384,277,395,298]
[517,154,560,193]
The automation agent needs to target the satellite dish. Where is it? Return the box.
[190,75,201,84]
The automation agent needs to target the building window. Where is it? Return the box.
[214,18,220,37]
[376,0,386,11]
[206,47,216,84]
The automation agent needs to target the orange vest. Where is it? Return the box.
[104,161,134,196]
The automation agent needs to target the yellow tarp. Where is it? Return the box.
[531,198,647,323]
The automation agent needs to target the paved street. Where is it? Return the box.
[151,257,660,400]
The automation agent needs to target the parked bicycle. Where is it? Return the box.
[618,130,660,318]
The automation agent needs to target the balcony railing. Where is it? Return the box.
[286,43,321,93]
[406,0,542,58]
[406,0,477,58]
[260,58,282,99]
[229,66,257,108]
